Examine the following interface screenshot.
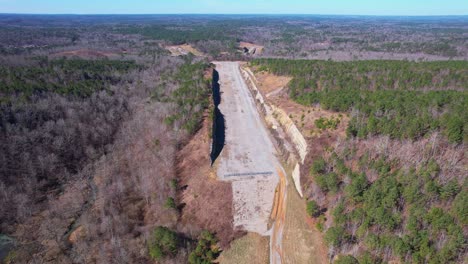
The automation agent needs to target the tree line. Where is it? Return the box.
[0,57,143,99]
[251,59,468,143]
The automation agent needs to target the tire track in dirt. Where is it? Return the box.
[270,167,287,264]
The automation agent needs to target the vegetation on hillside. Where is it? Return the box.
[0,57,142,98]
[2,15,467,59]
[310,151,466,264]
[147,227,220,264]
[0,52,212,263]
[163,60,211,134]
[370,41,459,57]
[1,14,467,264]
[251,59,468,143]
[117,24,237,44]
[188,231,221,264]
[148,226,180,260]
[252,58,467,263]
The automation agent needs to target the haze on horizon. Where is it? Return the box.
[0,0,467,16]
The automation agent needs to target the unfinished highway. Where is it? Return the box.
[213,61,286,264]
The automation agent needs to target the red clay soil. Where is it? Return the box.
[176,115,242,247]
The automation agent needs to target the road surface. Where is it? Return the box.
[213,61,286,264]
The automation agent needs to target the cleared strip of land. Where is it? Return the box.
[214,61,285,263]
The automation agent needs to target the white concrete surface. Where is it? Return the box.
[214,61,280,235]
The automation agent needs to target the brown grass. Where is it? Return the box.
[253,70,349,139]
[217,233,269,264]
[254,71,292,95]
[176,114,239,247]
[282,170,329,264]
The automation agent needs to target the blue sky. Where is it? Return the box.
[0,0,467,15]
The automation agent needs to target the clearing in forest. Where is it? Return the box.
[239,41,264,55]
[166,44,204,56]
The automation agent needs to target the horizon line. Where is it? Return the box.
[1,13,467,17]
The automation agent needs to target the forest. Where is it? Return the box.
[0,13,466,264]
[251,57,467,263]
[251,59,468,143]
[1,15,467,60]
[308,146,466,264]
[0,57,143,98]
[0,46,214,262]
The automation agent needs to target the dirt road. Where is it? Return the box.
[213,61,286,264]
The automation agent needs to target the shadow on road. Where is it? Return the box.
[210,69,225,165]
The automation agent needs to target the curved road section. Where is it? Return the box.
[213,62,286,264]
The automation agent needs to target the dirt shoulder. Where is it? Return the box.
[282,168,328,264]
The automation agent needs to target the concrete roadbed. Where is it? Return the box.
[214,61,281,235]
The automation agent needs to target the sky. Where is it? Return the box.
[0,0,467,16]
